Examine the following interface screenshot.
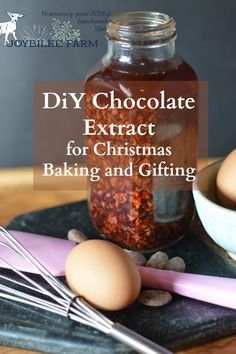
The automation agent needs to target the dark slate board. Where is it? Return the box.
[2,200,236,354]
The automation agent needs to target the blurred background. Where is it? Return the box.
[0,0,235,167]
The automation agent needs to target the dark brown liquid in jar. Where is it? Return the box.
[85,12,198,251]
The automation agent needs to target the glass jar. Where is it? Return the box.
[85,11,198,252]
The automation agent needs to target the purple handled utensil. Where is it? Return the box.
[2,230,236,310]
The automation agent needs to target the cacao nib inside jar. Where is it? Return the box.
[85,11,198,252]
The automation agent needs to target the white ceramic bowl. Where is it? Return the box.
[193,160,236,260]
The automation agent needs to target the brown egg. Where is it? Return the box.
[65,239,141,310]
[216,149,236,209]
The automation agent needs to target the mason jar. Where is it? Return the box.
[85,11,198,252]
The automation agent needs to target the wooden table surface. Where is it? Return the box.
[0,160,235,354]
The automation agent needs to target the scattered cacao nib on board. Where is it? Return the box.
[138,290,172,307]
[164,256,186,272]
[67,229,89,243]
[124,250,147,266]
[146,251,169,269]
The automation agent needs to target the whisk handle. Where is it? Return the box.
[110,323,172,354]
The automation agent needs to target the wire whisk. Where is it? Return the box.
[0,226,172,354]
